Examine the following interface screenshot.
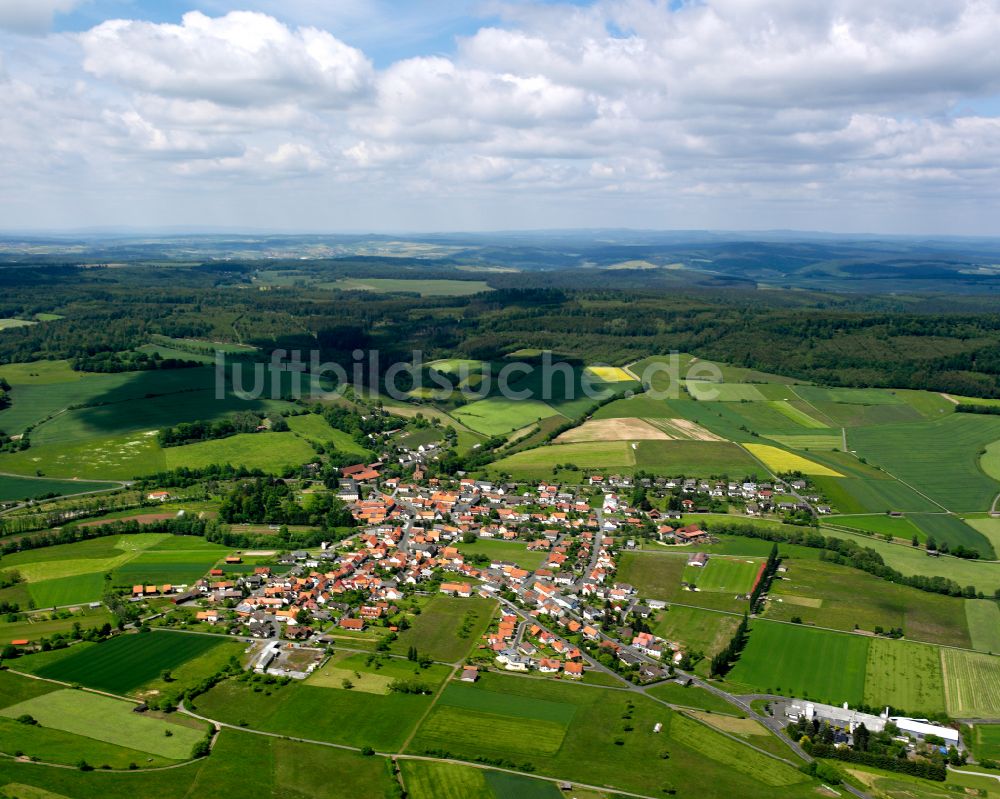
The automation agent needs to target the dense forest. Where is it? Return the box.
[2,248,1000,397]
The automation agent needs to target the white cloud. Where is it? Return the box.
[2,2,1000,232]
[80,11,373,107]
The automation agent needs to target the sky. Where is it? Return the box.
[1,0,999,235]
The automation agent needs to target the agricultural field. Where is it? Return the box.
[941,649,1000,718]
[618,551,686,601]
[0,689,207,761]
[0,474,118,502]
[454,538,549,570]
[652,605,743,665]
[968,724,1000,762]
[286,413,372,456]
[849,414,1000,512]
[726,621,870,705]
[0,605,113,644]
[742,443,843,476]
[825,513,925,540]
[308,652,451,694]
[163,431,315,472]
[820,527,1000,595]
[966,600,1000,653]
[765,432,842,450]
[31,630,235,694]
[683,556,762,594]
[454,397,563,437]
[400,761,563,799]
[1,534,228,607]
[0,728,397,797]
[0,431,167,480]
[862,639,946,715]
[192,676,432,750]
[766,557,972,648]
[909,513,995,557]
[389,594,496,662]
[489,440,634,476]
[646,680,744,714]
[407,672,814,798]
[555,416,669,442]
[633,440,763,475]
[967,516,1000,554]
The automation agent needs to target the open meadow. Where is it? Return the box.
[726,621,870,705]
[31,630,236,694]
[389,594,496,662]
[406,672,815,798]
[941,649,1000,718]
[862,639,946,715]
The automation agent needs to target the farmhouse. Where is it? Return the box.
[687,552,708,567]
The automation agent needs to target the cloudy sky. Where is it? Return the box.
[1,0,999,234]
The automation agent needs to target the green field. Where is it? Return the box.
[0,475,118,502]
[453,397,563,437]
[862,639,946,714]
[400,761,562,799]
[820,526,1000,595]
[0,606,113,644]
[390,595,496,662]
[489,440,634,475]
[684,557,761,594]
[767,557,971,648]
[286,413,372,456]
[652,605,743,664]
[727,621,870,705]
[826,513,925,539]
[634,440,763,476]
[308,652,451,694]
[646,680,744,714]
[849,415,1000,512]
[0,432,167,480]
[193,678,431,750]
[163,431,315,472]
[455,539,548,571]
[618,551,686,601]
[687,382,766,402]
[0,669,58,708]
[765,432,842,450]
[942,649,1000,718]
[909,513,994,557]
[0,727,396,797]
[328,277,492,296]
[0,689,206,760]
[407,672,813,798]
[969,724,1000,762]
[966,600,1000,653]
[1,534,225,608]
[812,475,941,514]
[967,516,1000,554]
[34,630,232,693]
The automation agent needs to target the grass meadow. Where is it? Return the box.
[862,639,946,714]
[0,474,118,502]
[455,539,549,571]
[941,649,1000,718]
[164,431,315,473]
[849,414,1000,512]
[34,630,232,693]
[407,672,814,798]
[966,599,1000,653]
[726,621,870,705]
[0,689,206,760]
[389,594,496,662]
[684,557,761,594]
[766,557,971,648]
[0,728,396,797]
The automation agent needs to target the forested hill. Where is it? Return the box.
[1,234,1000,397]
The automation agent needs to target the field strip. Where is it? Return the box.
[399,664,459,752]
[843,451,951,513]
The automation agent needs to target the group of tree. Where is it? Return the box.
[709,612,750,677]
[217,477,354,528]
[158,410,283,447]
